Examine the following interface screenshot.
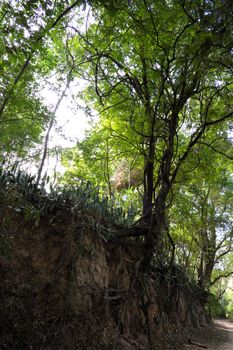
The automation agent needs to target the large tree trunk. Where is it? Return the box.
[142,151,174,268]
[141,111,179,269]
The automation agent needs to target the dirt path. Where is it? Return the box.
[183,319,233,350]
[210,319,233,349]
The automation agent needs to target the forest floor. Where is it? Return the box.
[183,319,233,350]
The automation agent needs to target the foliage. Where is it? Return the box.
[170,143,233,290]
[207,294,227,318]
[57,0,233,270]
[0,166,137,229]
[49,181,138,226]
[0,0,90,162]
[225,286,233,320]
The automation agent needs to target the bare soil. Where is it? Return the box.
[0,201,217,350]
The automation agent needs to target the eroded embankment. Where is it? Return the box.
[0,202,208,349]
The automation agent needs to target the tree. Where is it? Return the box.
[170,142,233,290]
[0,0,90,162]
[62,0,233,267]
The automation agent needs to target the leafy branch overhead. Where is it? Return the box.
[61,0,233,264]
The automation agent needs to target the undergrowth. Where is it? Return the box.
[0,167,137,227]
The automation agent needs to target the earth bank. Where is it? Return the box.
[0,198,209,349]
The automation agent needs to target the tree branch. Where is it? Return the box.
[0,1,82,118]
[205,110,233,127]
[198,141,233,160]
[211,271,233,286]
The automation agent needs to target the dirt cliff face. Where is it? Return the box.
[0,202,208,350]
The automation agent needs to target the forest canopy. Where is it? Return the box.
[0,0,233,311]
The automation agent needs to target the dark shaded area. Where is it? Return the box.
[0,173,210,349]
